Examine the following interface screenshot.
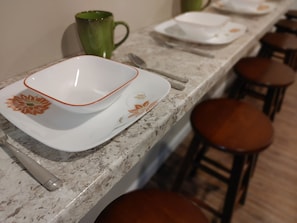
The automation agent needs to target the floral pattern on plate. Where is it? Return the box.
[6,94,51,115]
[126,92,157,118]
[113,92,158,131]
[128,100,158,118]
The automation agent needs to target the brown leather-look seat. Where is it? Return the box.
[94,189,209,223]
[229,57,295,120]
[173,98,273,223]
[275,19,297,35]
[286,10,297,20]
[257,32,297,71]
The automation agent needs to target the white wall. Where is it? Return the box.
[2,0,295,82]
[0,0,180,82]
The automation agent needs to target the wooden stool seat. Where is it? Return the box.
[173,98,273,223]
[190,99,273,153]
[286,10,297,20]
[233,57,295,87]
[230,57,295,120]
[95,189,209,223]
[258,32,297,70]
[275,19,297,35]
[259,32,297,52]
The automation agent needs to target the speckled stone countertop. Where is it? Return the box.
[0,1,293,222]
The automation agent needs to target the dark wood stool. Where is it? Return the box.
[257,32,297,71]
[95,189,209,223]
[229,57,295,120]
[275,19,297,35]
[286,10,297,20]
[173,98,273,223]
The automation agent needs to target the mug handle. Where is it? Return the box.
[201,0,211,10]
[114,21,130,49]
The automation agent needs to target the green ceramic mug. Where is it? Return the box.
[75,10,129,58]
[181,0,211,12]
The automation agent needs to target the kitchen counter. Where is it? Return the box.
[0,1,293,222]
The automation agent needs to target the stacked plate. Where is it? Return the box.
[154,12,247,45]
[212,0,276,15]
[0,56,171,152]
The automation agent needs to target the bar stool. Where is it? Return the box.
[275,19,297,35]
[286,10,297,20]
[257,32,297,70]
[229,57,295,120]
[94,189,209,223]
[172,98,273,223]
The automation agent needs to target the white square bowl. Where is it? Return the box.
[24,55,139,113]
[174,12,230,41]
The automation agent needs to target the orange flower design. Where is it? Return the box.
[6,94,51,115]
[128,100,158,118]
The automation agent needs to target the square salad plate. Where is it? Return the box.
[154,19,247,45]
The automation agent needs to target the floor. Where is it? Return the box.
[145,72,297,222]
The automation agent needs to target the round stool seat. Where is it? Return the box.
[191,98,273,154]
[230,57,295,120]
[286,10,297,20]
[260,32,297,52]
[173,98,273,223]
[234,57,295,87]
[258,32,297,71]
[275,19,297,35]
[95,189,209,223]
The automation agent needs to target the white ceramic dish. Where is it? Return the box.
[212,1,275,15]
[154,20,247,45]
[219,0,264,11]
[0,69,170,152]
[24,55,139,114]
[174,12,230,41]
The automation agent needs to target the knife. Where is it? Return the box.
[0,129,62,191]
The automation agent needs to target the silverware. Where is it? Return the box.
[128,53,188,83]
[152,35,215,58]
[0,129,62,191]
[128,53,186,91]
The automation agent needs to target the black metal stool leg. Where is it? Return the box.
[250,153,259,177]
[172,134,202,192]
[189,144,209,178]
[221,155,246,223]
[257,45,274,58]
[276,87,287,112]
[240,155,254,205]
[263,87,277,121]
[285,50,297,71]
[229,77,247,99]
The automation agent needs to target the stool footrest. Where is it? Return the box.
[202,156,230,173]
[199,163,229,184]
[187,196,222,218]
[244,88,266,100]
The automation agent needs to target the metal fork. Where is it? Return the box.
[152,35,215,58]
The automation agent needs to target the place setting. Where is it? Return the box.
[0,10,174,154]
[154,11,247,45]
[211,0,276,15]
[0,56,171,153]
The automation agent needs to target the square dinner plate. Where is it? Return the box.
[154,20,247,45]
[0,69,170,152]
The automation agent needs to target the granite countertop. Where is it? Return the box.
[0,0,293,222]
